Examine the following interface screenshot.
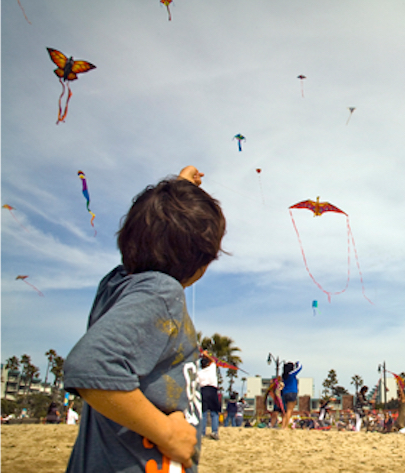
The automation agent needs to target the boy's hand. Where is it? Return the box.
[178,166,204,186]
[157,411,197,468]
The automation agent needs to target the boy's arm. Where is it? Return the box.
[78,387,197,468]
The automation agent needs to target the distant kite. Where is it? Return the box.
[312,300,319,316]
[16,0,31,24]
[256,169,265,205]
[78,171,96,235]
[2,204,28,232]
[160,0,173,20]
[16,275,44,296]
[346,107,356,125]
[233,134,246,152]
[297,75,306,98]
[289,197,372,303]
[47,48,96,124]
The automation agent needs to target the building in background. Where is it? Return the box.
[1,365,51,400]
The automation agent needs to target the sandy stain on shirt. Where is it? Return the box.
[155,319,179,336]
[163,375,183,410]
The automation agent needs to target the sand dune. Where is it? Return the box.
[1,425,404,473]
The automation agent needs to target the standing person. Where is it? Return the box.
[197,354,221,440]
[354,386,374,432]
[281,361,302,429]
[66,402,79,425]
[235,397,247,427]
[46,402,60,424]
[225,393,238,427]
[63,167,226,472]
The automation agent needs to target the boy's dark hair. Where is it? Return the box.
[200,356,211,369]
[117,178,226,284]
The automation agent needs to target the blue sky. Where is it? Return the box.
[2,0,404,397]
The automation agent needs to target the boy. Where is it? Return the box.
[63,167,226,472]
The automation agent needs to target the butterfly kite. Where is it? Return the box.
[346,107,356,125]
[16,275,44,296]
[78,171,96,235]
[47,48,96,124]
[199,347,248,374]
[297,75,306,98]
[160,0,173,20]
[233,134,246,152]
[2,204,28,232]
[289,196,372,303]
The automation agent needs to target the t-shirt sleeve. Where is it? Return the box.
[64,284,180,393]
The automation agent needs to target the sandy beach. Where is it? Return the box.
[2,425,405,473]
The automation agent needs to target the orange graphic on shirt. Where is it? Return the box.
[143,437,186,473]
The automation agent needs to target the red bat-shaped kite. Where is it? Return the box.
[47,48,96,124]
[289,196,347,216]
[289,197,372,303]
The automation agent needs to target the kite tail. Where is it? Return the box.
[346,115,351,126]
[289,210,351,302]
[166,5,172,21]
[59,82,73,123]
[17,0,32,24]
[346,217,373,304]
[301,82,305,98]
[88,210,97,237]
[57,78,66,124]
[23,280,44,297]
[238,141,242,152]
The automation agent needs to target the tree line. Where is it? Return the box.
[2,350,67,419]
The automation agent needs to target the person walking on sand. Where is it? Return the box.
[281,361,302,429]
[197,353,221,440]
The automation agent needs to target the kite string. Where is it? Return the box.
[23,280,44,297]
[7,209,29,232]
[346,218,373,304]
[17,0,31,24]
[257,173,265,205]
[289,210,351,302]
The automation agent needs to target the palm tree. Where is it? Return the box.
[44,349,57,387]
[200,333,242,394]
[5,356,20,371]
[351,374,363,394]
[51,355,65,392]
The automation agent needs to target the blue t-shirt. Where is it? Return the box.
[282,362,302,394]
[64,266,202,472]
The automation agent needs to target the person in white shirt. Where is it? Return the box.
[197,354,220,440]
[66,404,79,425]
